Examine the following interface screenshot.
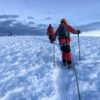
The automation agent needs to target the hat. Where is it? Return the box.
[61,18,66,23]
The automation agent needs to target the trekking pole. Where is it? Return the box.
[53,42,56,66]
[74,66,81,100]
[78,34,81,61]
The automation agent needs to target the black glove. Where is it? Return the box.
[77,30,81,34]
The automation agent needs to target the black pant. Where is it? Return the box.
[60,44,71,52]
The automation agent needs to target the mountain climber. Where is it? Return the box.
[47,24,54,43]
[54,18,81,67]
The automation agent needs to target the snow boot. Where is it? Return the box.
[67,60,72,68]
[62,59,67,66]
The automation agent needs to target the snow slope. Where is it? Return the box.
[0,36,100,100]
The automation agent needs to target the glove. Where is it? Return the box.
[76,29,81,34]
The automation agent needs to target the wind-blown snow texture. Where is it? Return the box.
[0,36,100,100]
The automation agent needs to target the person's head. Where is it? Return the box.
[61,18,67,24]
[49,24,52,27]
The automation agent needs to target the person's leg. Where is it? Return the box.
[49,35,53,43]
[64,44,72,64]
[62,51,72,65]
[65,52,72,64]
[62,51,66,64]
[59,38,72,65]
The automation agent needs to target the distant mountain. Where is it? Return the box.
[76,22,100,32]
[0,20,100,36]
[0,21,47,36]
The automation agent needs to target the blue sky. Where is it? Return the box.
[0,0,100,35]
[0,0,100,25]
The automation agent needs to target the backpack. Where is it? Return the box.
[58,25,69,38]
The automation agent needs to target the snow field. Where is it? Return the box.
[0,36,100,100]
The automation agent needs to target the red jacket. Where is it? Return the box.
[47,26,54,36]
[55,22,77,44]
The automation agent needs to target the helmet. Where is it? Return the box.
[61,18,66,23]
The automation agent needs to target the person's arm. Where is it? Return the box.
[55,28,58,35]
[67,25,77,34]
[67,24,81,34]
[55,24,61,35]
